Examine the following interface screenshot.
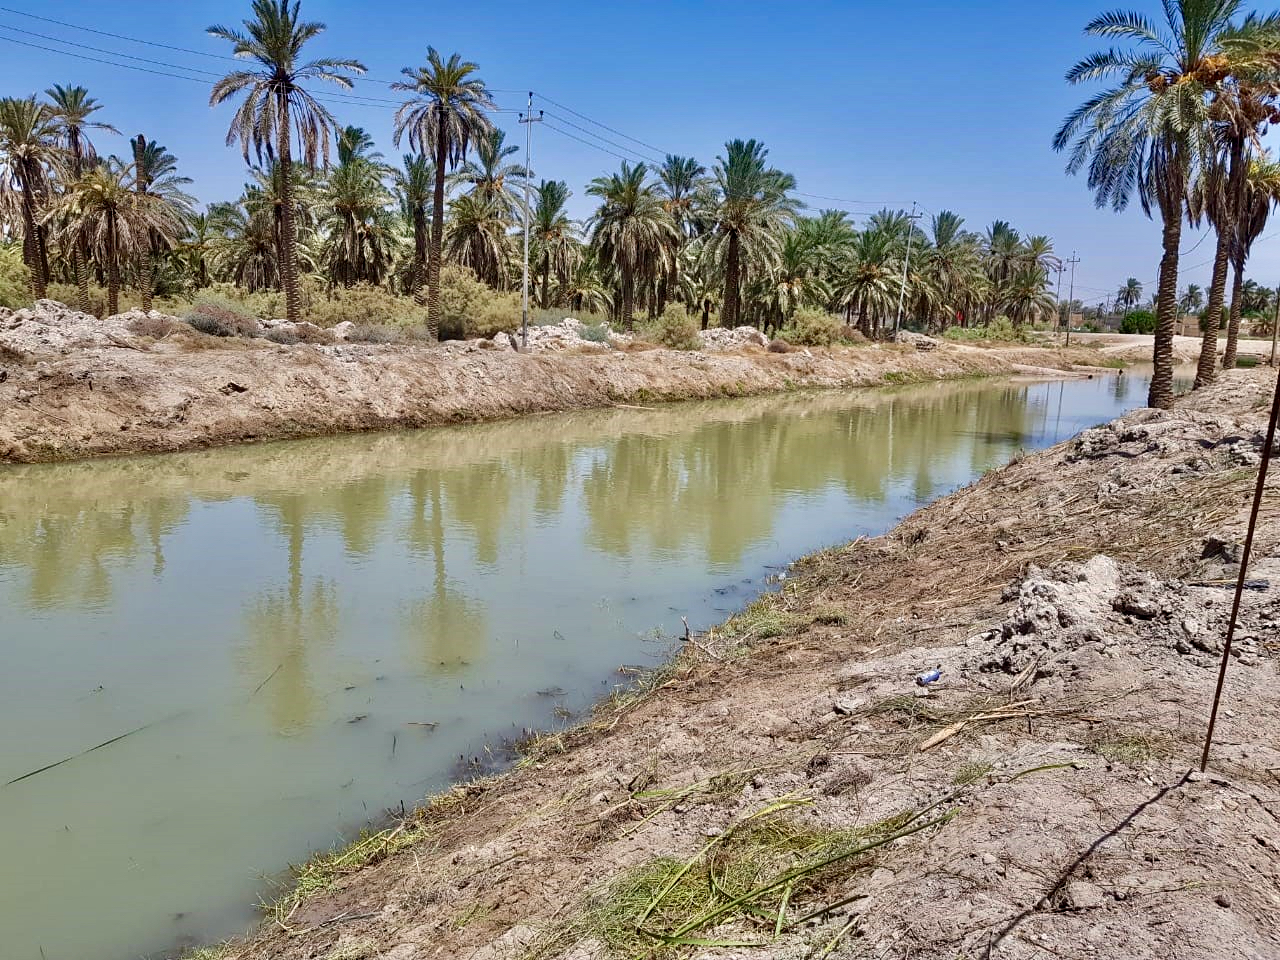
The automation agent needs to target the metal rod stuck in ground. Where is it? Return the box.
[1200,369,1280,772]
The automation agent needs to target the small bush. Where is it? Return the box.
[126,314,176,339]
[346,323,405,344]
[439,265,520,339]
[579,322,611,343]
[264,326,299,344]
[1119,310,1156,335]
[641,303,700,350]
[778,307,843,346]
[942,316,1029,343]
[0,243,31,309]
[184,293,261,338]
[768,338,795,353]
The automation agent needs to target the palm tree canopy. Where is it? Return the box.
[44,85,117,172]
[208,0,367,166]
[392,47,496,167]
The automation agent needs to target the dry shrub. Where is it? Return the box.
[768,338,795,353]
[618,339,659,352]
[346,323,405,344]
[127,314,176,339]
[184,296,261,338]
[641,303,700,350]
[841,325,867,343]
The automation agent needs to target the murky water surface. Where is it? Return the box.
[0,373,1160,959]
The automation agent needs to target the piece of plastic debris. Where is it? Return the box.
[915,666,943,687]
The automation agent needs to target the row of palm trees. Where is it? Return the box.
[1058,1,1280,408]
[0,0,1063,341]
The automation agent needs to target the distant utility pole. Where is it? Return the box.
[518,93,543,352]
[1052,263,1064,329]
[1063,252,1080,347]
[894,201,923,334]
[1271,284,1280,367]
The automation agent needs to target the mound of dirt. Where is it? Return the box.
[699,325,769,351]
[0,299,144,358]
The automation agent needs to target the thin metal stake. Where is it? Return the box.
[1200,368,1280,772]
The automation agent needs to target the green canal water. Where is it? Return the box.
[0,372,1158,959]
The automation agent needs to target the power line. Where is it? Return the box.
[535,92,673,158]
[542,119,640,165]
[0,5,529,93]
[541,110,665,166]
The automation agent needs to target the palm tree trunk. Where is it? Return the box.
[72,247,91,313]
[19,177,47,299]
[106,210,120,316]
[140,247,155,312]
[411,207,427,305]
[1222,257,1245,370]
[276,91,302,324]
[723,231,741,327]
[540,251,551,310]
[1149,206,1183,410]
[701,300,710,330]
[427,137,448,341]
[1195,226,1230,389]
[622,275,635,332]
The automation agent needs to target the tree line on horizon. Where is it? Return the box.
[0,0,1069,344]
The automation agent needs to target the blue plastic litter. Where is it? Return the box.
[915,667,942,687]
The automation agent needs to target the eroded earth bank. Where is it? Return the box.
[203,369,1280,960]
[1,300,1112,464]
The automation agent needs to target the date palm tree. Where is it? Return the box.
[1117,277,1143,310]
[208,0,366,322]
[131,137,194,309]
[834,227,902,336]
[587,161,674,330]
[531,179,576,309]
[47,160,186,315]
[45,84,116,310]
[393,48,495,339]
[921,210,986,328]
[444,192,512,288]
[0,95,59,298]
[1225,154,1280,366]
[1002,266,1056,327]
[705,139,799,327]
[457,128,527,221]
[321,125,396,287]
[1055,1,1272,408]
[1181,283,1206,314]
[392,153,433,303]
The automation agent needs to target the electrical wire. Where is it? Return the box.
[0,6,528,93]
[540,110,665,166]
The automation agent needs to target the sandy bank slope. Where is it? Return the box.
[214,369,1280,960]
[0,326,1102,464]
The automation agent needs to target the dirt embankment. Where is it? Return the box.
[0,303,1113,464]
[204,369,1280,960]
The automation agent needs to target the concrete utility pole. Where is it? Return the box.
[1063,252,1080,347]
[894,202,923,334]
[518,93,543,351]
[1052,263,1064,330]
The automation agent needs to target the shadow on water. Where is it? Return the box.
[0,372,1160,960]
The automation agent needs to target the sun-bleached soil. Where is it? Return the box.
[0,300,1112,464]
[197,369,1280,960]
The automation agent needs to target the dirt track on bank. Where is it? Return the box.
[195,368,1280,960]
[0,324,1111,464]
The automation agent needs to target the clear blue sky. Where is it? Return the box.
[0,0,1266,308]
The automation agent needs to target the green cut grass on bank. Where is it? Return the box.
[525,798,954,958]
